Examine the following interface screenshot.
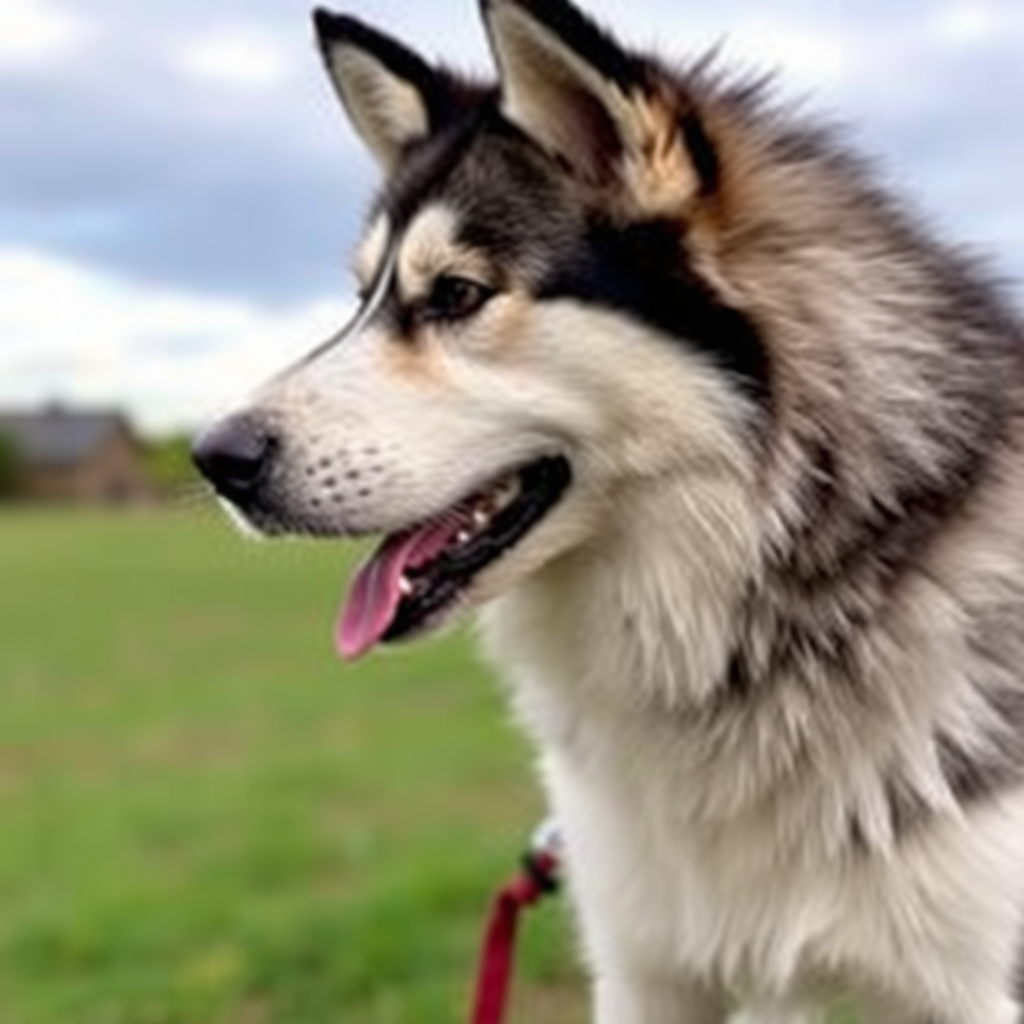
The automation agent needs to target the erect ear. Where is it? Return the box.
[313,9,464,170]
[481,0,714,211]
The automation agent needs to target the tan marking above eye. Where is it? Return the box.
[395,204,496,303]
[352,214,390,291]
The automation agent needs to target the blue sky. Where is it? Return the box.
[1,0,1022,432]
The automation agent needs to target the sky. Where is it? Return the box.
[1,0,1022,434]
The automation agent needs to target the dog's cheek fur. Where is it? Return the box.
[427,294,763,621]
[453,295,761,481]
[535,217,770,408]
[476,298,764,707]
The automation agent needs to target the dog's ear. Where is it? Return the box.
[313,9,464,169]
[482,0,713,210]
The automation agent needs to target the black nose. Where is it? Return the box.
[192,415,275,502]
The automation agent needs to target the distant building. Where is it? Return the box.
[0,405,157,504]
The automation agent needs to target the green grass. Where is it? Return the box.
[0,508,583,1024]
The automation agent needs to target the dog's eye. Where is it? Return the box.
[421,276,495,323]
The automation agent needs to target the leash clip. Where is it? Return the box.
[523,817,562,894]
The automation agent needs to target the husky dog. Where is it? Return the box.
[192,0,1024,1019]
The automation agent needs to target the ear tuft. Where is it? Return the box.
[481,0,642,92]
[482,0,716,214]
[482,0,641,184]
[312,8,462,170]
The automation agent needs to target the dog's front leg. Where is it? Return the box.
[594,970,727,1024]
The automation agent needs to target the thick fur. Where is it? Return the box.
[196,1,1024,1020]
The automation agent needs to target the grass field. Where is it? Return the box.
[0,508,584,1024]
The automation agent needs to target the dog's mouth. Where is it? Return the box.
[336,455,572,660]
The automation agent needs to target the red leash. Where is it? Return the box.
[471,821,562,1024]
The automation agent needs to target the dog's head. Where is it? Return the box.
[194,0,773,658]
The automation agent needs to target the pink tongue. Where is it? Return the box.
[336,517,466,660]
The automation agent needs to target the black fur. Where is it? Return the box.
[537,218,769,403]
[938,681,1024,809]
[679,108,721,197]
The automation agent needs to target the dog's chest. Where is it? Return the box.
[513,680,845,989]
[479,582,859,994]
[548,714,855,990]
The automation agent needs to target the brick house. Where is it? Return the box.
[0,406,157,504]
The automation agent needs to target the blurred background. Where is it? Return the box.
[0,1,1020,1021]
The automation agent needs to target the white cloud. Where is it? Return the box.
[0,0,92,71]
[931,3,1000,46]
[173,25,293,92]
[0,249,352,433]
